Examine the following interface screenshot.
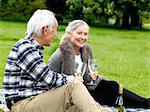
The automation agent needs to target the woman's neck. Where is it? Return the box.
[75,51,80,55]
[73,47,80,55]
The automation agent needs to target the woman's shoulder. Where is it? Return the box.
[51,48,63,58]
[84,44,93,53]
[48,48,62,66]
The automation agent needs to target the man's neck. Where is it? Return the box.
[32,34,43,47]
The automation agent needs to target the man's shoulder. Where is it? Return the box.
[14,38,35,50]
[15,38,31,46]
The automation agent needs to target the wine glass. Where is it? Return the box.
[87,58,99,85]
[74,62,87,76]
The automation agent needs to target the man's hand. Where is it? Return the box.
[75,76,84,83]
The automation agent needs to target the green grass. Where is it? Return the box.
[0,20,150,98]
[88,28,150,97]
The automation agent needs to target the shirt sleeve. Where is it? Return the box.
[17,42,74,88]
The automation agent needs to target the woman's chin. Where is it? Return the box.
[79,44,85,48]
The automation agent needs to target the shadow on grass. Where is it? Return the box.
[92,24,150,32]
[0,38,18,42]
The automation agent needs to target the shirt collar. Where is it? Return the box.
[25,36,44,50]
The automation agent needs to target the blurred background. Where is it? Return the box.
[0,0,150,29]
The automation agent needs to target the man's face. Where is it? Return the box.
[43,20,58,46]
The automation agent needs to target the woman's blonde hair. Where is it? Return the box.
[65,20,89,33]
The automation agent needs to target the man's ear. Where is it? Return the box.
[43,27,48,35]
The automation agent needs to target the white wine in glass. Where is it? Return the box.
[87,58,99,86]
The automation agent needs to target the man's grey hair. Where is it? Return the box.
[25,9,56,37]
[65,20,89,33]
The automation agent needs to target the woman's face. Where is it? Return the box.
[69,26,89,49]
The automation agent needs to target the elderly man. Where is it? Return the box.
[3,9,110,112]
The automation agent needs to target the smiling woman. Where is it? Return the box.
[48,19,150,109]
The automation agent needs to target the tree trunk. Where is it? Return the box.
[121,2,141,29]
[114,16,120,26]
[121,11,130,28]
[130,6,141,28]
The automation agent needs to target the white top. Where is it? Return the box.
[75,54,83,73]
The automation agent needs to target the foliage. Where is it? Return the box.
[66,0,107,25]
[0,0,149,27]
[0,0,47,21]
[66,0,149,27]
[113,0,150,19]
[45,0,67,22]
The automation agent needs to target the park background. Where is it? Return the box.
[0,0,150,98]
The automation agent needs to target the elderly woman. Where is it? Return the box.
[48,20,150,108]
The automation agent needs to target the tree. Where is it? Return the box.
[0,0,46,21]
[66,0,104,25]
[45,0,67,22]
[66,0,149,28]
[113,0,150,28]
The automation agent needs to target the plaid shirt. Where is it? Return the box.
[3,36,74,100]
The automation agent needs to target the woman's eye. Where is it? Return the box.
[84,33,88,36]
[77,32,82,35]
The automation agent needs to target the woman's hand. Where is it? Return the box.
[90,71,99,80]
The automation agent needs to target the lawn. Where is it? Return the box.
[0,20,150,98]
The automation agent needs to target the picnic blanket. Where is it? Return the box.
[125,108,150,112]
[100,105,150,112]
[104,105,150,112]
